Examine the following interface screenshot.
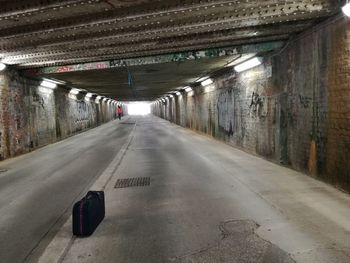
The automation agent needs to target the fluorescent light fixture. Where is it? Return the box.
[168,95,174,98]
[85,93,93,98]
[47,78,66,85]
[0,63,6,71]
[201,78,213,86]
[41,79,57,89]
[96,96,102,100]
[184,87,193,92]
[197,76,209,83]
[70,88,80,95]
[176,91,181,96]
[234,57,262,73]
[343,2,350,17]
[102,98,108,102]
[226,53,257,67]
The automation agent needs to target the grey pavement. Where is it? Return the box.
[61,116,350,262]
[2,115,350,263]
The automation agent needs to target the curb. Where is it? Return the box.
[36,123,136,263]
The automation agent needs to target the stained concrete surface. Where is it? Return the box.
[55,116,350,263]
[0,118,134,263]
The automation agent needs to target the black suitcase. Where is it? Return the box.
[72,191,105,236]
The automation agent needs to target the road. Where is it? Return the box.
[63,116,350,263]
[1,115,350,263]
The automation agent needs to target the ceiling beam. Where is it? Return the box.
[0,0,89,17]
[0,3,334,51]
[23,41,284,75]
[0,0,335,39]
[3,20,311,66]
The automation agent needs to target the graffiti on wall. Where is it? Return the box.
[72,100,90,123]
[249,92,268,118]
[299,94,312,108]
[32,91,45,109]
[217,90,235,135]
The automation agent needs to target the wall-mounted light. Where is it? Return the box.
[197,76,209,83]
[343,1,350,17]
[168,94,174,98]
[69,88,80,95]
[184,86,193,92]
[0,63,7,71]
[41,79,57,89]
[176,91,181,96]
[201,78,213,87]
[85,93,93,98]
[234,57,263,73]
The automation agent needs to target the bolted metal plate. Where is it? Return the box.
[114,177,150,188]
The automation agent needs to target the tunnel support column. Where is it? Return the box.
[0,71,11,160]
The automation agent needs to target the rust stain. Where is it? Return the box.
[308,140,317,177]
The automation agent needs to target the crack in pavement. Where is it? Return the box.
[170,219,295,263]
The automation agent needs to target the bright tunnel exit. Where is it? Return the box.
[127,102,151,115]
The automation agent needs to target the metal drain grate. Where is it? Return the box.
[114,177,150,188]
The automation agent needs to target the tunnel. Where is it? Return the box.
[0,1,350,262]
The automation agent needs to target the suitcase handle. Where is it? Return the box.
[86,191,103,201]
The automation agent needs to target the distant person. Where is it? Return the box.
[117,106,123,120]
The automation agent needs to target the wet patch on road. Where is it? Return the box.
[171,219,295,263]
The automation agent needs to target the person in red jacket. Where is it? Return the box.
[117,105,123,120]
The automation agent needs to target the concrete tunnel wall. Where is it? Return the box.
[0,69,119,160]
[152,16,350,192]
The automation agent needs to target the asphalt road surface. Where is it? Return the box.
[1,116,350,263]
